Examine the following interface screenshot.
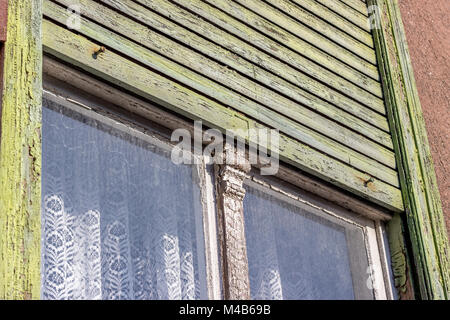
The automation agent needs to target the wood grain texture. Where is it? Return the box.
[237,0,379,80]
[370,0,450,299]
[42,20,404,211]
[131,0,387,114]
[386,213,415,299]
[99,0,391,133]
[215,150,251,300]
[290,0,372,37]
[398,0,450,241]
[176,0,384,112]
[0,0,42,300]
[340,0,370,16]
[44,0,398,186]
[209,0,380,94]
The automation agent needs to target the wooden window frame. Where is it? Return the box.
[42,76,223,300]
[369,0,449,299]
[0,0,449,299]
[242,172,396,300]
[42,63,396,300]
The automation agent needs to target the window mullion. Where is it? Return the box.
[215,147,251,300]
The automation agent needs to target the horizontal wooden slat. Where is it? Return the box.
[131,0,385,114]
[290,0,371,35]
[184,0,383,105]
[76,0,392,139]
[316,0,370,30]
[340,0,369,16]
[261,0,374,63]
[43,1,398,183]
[205,0,381,96]
[42,19,403,211]
[236,0,378,80]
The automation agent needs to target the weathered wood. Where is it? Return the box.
[274,165,393,222]
[386,213,415,299]
[44,0,398,185]
[0,0,42,300]
[42,20,404,211]
[236,0,378,80]
[0,45,4,116]
[43,57,394,224]
[129,0,385,115]
[290,0,372,35]
[370,0,450,299]
[99,0,391,134]
[316,0,370,29]
[340,0,370,16]
[171,0,384,112]
[262,0,374,63]
[208,0,381,94]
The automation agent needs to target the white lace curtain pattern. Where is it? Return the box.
[243,186,365,300]
[42,98,207,300]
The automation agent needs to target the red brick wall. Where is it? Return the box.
[398,0,450,238]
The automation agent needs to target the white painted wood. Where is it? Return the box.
[365,223,388,299]
[43,81,223,299]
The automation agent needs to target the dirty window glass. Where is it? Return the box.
[243,184,374,300]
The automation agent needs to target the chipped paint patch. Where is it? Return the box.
[387,213,414,299]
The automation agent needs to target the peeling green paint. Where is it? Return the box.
[0,0,42,300]
[370,0,450,299]
[0,0,444,301]
[44,0,398,185]
[387,213,414,298]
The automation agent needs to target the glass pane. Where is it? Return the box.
[243,184,374,300]
[41,97,208,300]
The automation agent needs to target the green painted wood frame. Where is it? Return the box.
[0,0,448,299]
[0,0,42,299]
[369,0,449,299]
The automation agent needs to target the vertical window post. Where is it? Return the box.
[215,144,251,299]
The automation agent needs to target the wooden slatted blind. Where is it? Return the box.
[42,0,403,211]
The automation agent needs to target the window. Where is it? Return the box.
[41,65,395,300]
[244,178,379,299]
[41,89,219,299]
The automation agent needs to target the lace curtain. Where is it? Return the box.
[42,98,208,300]
[243,185,373,300]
